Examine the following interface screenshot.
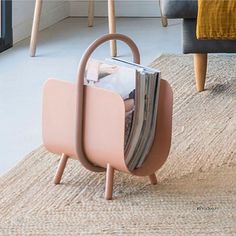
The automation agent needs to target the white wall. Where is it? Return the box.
[69,0,161,17]
[13,0,69,43]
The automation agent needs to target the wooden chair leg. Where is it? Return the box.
[159,0,168,27]
[105,164,115,200]
[161,17,168,27]
[54,154,69,185]
[108,0,117,57]
[193,53,208,92]
[88,0,94,27]
[30,0,43,57]
[149,173,157,185]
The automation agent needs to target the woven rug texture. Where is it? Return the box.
[0,55,235,235]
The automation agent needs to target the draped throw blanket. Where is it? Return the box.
[197,0,236,40]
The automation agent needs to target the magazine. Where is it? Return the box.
[85,58,160,170]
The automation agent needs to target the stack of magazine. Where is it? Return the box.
[85,58,160,171]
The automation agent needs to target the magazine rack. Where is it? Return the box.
[42,34,173,200]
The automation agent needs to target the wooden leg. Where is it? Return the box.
[54,154,69,185]
[159,0,168,27]
[108,0,117,57]
[30,0,43,57]
[161,17,168,27]
[193,53,208,92]
[88,0,94,27]
[105,164,115,200]
[149,173,157,185]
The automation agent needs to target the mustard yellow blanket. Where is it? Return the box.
[197,0,236,40]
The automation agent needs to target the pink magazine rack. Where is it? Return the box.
[42,34,173,200]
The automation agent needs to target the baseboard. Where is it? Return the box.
[69,0,161,17]
[13,2,69,44]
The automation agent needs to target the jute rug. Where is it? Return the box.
[0,55,235,235]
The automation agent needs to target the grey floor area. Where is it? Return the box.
[0,17,181,174]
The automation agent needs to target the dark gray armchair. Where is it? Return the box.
[160,0,236,91]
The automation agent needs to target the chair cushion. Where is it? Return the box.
[161,0,198,19]
[183,19,236,53]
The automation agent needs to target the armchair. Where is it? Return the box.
[161,0,236,91]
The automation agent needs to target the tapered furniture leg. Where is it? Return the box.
[193,53,208,92]
[108,0,117,57]
[149,173,157,185]
[159,0,168,27]
[54,154,69,185]
[105,164,115,200]
[30,0,43,57]
[88,0,94,27]
[161,17,168,27]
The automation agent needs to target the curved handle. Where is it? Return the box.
[75,33,141,172]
